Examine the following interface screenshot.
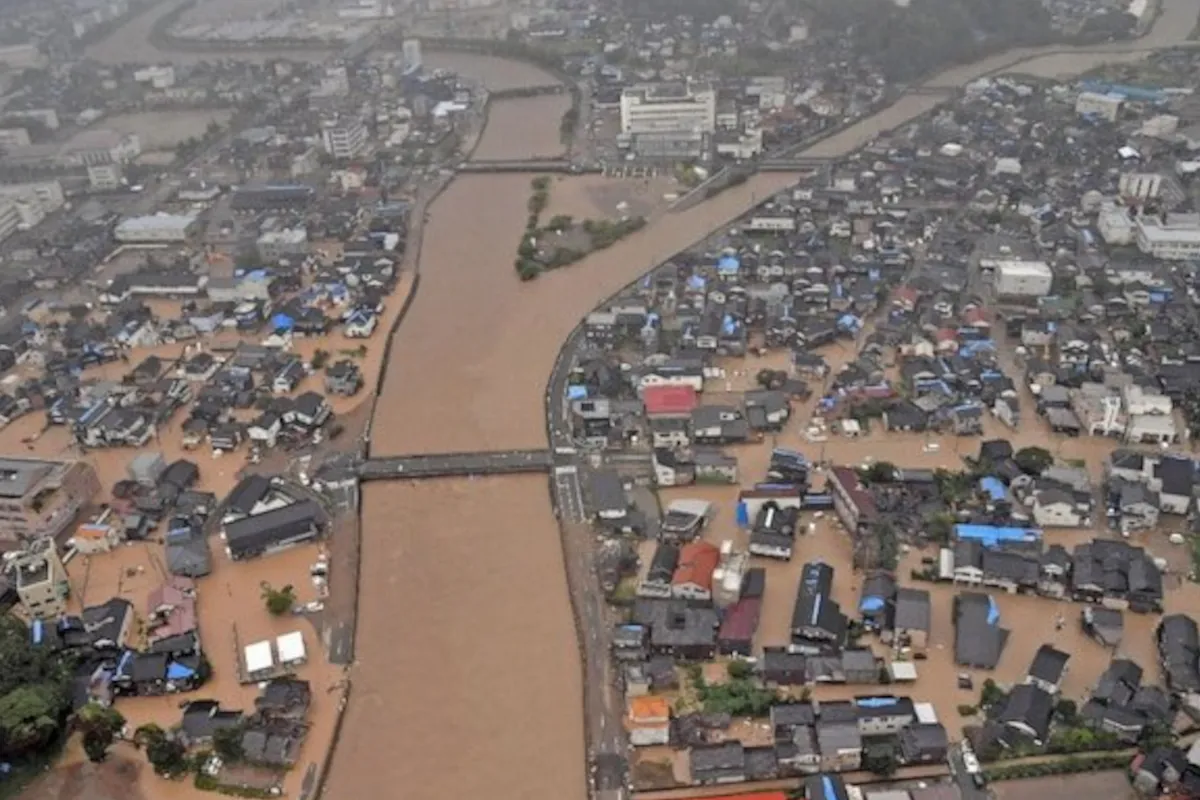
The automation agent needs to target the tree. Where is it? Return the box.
[925,511,956,545]
[726,660,753,680]
[261,583,296,616]
[212,724,244,761]
[1014,446,1054,475]
[980,679,1006,710]
[862,461,897,484]
[1054,698,1078,726]
[864,746,899,776]
[74,702,124,763]
[546,214,573,231]
[136,723,188,777]
[0,685,62,755]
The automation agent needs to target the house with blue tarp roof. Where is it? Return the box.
[955,523,1041,546]
[979,476,1008,504]
[717,255,740,275]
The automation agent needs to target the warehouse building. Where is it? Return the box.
[115,213,200,243]
[993,259,1053,298]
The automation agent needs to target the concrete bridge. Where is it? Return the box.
[458,160,593,174]
[359,449,554,480]
[756,156,834,171]
[490,84,566,99]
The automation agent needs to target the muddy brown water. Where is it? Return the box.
[71,3,1200,796]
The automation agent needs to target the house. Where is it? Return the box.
[672,541,721,601]
[744,390,791,430]
[1026,645,1070,694]
[643,385,698,419]
[1114,479,1159,533]
[1082,606,1124,648]
[790,562,846,654]
[1158,614,1200,694]
[75,597,135,650]
[248,412,283,448]
[653,448,695,487]
[815,712,862,771]
[762,648,808,686]
[998,683,1055,746]
[343,307,378,338]
[691,742,745,784]
[718,596,761,656]
[291,392,331,429]
[179,701,243,747]
[222,500,323,561]
[887,588,931,656]
[1072,539,1163,612]
[325,360,363,396]
[627,695,670,746]
[899,723,949,765]
[638,545,678,599]
[590,470,628,523]
[272,359,307,394]
[1155,457,1194,515]
[1032,488,1087,528]
[855,695,915,734]
[1080,658,1173,743]
[692,406,751,444]
[694,450,739,483]
[613,625,648,662]
[954,592,1008,669]
[634,599,718,659]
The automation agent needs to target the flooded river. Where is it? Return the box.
[77,2,1200,797]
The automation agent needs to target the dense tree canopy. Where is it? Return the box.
[0,616,74,759]
[794,0,1057,81]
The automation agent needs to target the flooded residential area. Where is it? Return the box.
[1,0,1200,799]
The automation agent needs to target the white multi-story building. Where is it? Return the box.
[60,129,140,166]
[1136,213,1200,260]
[1075,91,1123,122]
[87,163,123,191]
[0,43,42,69]
[1119,172,1163,200]
[620,81,716,137]
[0,180,65,214]
[994,259,1053,297]
[321,118,369,160]
[1098,204,1136,245]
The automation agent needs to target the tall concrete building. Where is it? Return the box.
[10,537,69,619]
[619,81,717,159]
[321,117,369,160]
[0,457,100,546]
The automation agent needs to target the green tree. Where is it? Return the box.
[864,746,899,776]
[546,215,573,230]
[136,723,188,777]
[212,724,244,761]
[726,661,753,680]
[0,685,62,755]
[74,702,124,763]
[1014,446,1053,475]
[925,511,956,545]
[1054,698,1078,726]
[980,678,1006,710]
[260,583,296,616]
[862,461,897,484]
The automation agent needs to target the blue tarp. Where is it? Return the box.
[860,597,886,613]
[822,775,839,800]
[979,477,1007,503]
[956,524,1041,547]
[31,620,42,645]
[566,385,588,401]
[856,696,898,708]
[167,662,196,680]
[271,313,295,331]
[987,596,1000,626]
[717,255,740,273]
[736,502,749,527]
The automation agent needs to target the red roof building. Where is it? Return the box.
[643,385,698,418]
[717,596,762,656]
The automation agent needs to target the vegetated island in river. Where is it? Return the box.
[515,176,646,280]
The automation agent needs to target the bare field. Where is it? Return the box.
[103,110,234,150]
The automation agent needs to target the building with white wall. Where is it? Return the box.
[402,38,422,72]
[620,81,716,137]
[60,129,140,166]
[994,259,1053,298]
[1119,172,1163,200]
[0,200,21,242]
[0,128,30,148]
[114,214,199,243]
[0,43,42,69]
[0,181,64,215]
[1075,91,1123,122]
[320,117,368,160]
[1135,213,1200,260]
[1098,204,1136,245]
[87,163,123,191]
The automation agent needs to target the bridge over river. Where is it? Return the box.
[358,449,555,480]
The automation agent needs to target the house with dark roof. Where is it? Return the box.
[178,700,243,747]
[1158,614,1200,694]
[1154,456,1194,515]
[718,596,761,657]
[998,683,1055,746]
[790,562,846,654]
[900,723,949,765]
[222,500,323,561]
[1071,539,1163,612]
[1025,644,1070,694]
[690,741,745,784]
[954,592,1008,669]
[1080,658,1174,743]
[887,587,931,656]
